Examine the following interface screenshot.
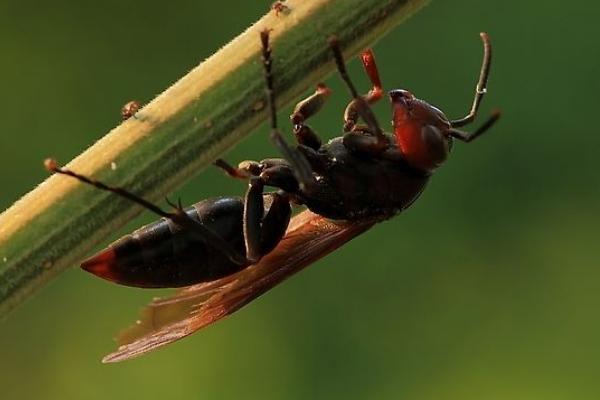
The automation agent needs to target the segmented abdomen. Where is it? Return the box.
[81,197,248,288]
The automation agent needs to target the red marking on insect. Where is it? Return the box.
[390,89,452,171]
[45,30,500,362]
[81,248,119,282]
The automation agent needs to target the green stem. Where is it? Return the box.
[0,0,429,318]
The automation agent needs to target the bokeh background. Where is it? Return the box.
[1,1,599,399]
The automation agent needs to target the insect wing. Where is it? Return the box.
[102,210,374,363]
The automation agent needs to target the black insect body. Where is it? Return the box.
[85,196,288,288]
[46,30,499,361]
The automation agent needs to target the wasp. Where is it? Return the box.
[46,30,500,362]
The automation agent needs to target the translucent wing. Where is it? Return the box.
[103,210,375,363]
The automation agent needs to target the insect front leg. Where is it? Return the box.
[342,49,384,133]
[243,165,296,262]
[329,37,388,157]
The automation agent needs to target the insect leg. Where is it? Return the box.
[214,158,292,181]
[360,50,384,104]
[213,158,260,180]
[260,29,315,188]
[449,109,501,142]
[44,159,248,265]
[450,32,493,128]
[329,37,388,155]
[290,83,331,150]
[342,49,384,133]
[243,165,295,262]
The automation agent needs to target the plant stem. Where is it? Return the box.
[0,0,429,318]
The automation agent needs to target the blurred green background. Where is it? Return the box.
[1,0,599,399]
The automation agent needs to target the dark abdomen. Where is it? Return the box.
[81,197,248,288]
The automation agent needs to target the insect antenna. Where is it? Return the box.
[449,109,501,142]
[43,158,247,265]
[450,32,493,128]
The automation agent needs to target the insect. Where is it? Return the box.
[46,30,499,362]
[121,100,140,120]
[271,1,290,16]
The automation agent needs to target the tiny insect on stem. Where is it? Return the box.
[121,100,141,120]
[271,1,290,17]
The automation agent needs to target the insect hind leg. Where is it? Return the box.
[44,159,248,265]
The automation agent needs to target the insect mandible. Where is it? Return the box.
[45,30,500,362]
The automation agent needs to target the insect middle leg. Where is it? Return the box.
[213,158,290,181]
[241,164,298,262]
[215,77,331,177]
[289,83,331,150]
[214,154,300,262]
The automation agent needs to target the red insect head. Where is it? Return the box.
[389,89,452,172]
